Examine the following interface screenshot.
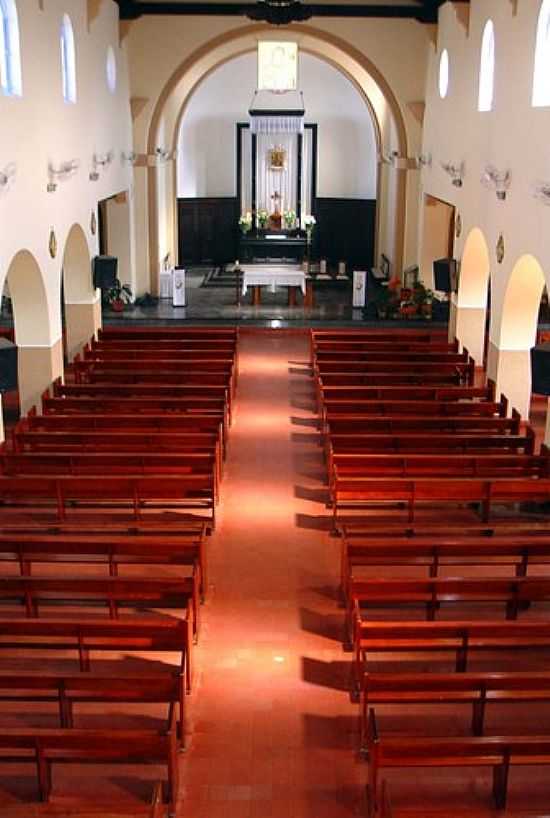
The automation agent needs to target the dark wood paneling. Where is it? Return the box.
[314,198,376,269]
[177,198,238,265]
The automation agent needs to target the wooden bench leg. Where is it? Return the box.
[493,753,510,810]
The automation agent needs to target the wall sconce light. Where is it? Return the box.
[0,162,16,192]
[121,151,138,165]
[47,159,79,192]
[481,165,511,200]
[89,151,114,181]
[441,160,465,187]
[533,181,550,205]
[153,147,176,163]
[415,153,432,169]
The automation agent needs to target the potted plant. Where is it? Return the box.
[374,286,396,319]
[412,281,434,319]
[105,280,133,312]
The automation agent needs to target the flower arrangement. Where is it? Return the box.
[373,277,434,321]
[303,214,316,243]
[283,209,296,229]
[257,209,269,229]
[238,212,252,233]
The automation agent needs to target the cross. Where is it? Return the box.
[271,191,282,214]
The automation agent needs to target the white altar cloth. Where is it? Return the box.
[241,265,306,296]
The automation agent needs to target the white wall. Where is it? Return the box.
[0,0,135,344]
[420,0,550,345]
[177,51,378,200]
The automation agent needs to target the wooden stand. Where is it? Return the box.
[252,286,261,306]
[287,287,298,307]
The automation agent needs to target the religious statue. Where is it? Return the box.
[268,191,282,230]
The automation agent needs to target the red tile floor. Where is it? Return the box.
[2,331,550,817]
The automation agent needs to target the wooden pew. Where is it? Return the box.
[347,575,550,637]
[360,671,550,748]
[330,453,548,486]
[0,573,200,639]
[52,378,230,403]
[0,529,208,597]
[0,670,185,738]
[328,430,536,456]
[313,339,459,354]
[318,381,496,404]
[90,337,237,354]
[18,410,226,455]
[314,350,471,365]
[0,722,178,809]
[326,412,522,438]
[314,370,463,386]
[353,619,550,680]
[0,473,217,529]
[322,400,509,438]
[365,708,550,815]
[0,615,190,683]
[340,530,550,596]
[311,328,448,345]
[315,359,474,385]
[331,474,550,528]
[84,347,236,363]
[99,326,238,341]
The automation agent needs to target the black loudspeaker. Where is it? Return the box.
[433,258,458,292]
[92,256,118,290]
[0,338,18,393]
[531,343,550,396]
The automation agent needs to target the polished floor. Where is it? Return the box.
[102,269,448,328]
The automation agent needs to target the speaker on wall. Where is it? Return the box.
[531,343,550,396]
[0,338,18,393]
[92,255,118,290]
[433,258,458,293]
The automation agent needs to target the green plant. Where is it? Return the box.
[105,280,133,307]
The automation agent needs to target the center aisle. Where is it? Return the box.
[179,330,363,818]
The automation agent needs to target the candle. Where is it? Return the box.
[338,261,346,276]
[302,260,309,274]
[320,260,327,274]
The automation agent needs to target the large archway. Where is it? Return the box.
[488,254,546,418]
[143,23,413,294]
[2,249,60,422]
[453,227,491,364]
[62,223,100,360]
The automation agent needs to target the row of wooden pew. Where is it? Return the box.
[311,328,550,816]
[0,326,239,815]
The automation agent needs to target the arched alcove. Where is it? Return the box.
[61,223,100,360]
[451,227,491,364]
[488,254,546,418]
[4,249,51,346]
[458,228,491,310]
[2,249,60,418]
[144,23,412,293]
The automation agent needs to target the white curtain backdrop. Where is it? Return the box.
[256,133,297,216]
[240,128,252,215]
[301,127,313,221]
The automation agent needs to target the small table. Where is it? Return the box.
[241,265,306,306]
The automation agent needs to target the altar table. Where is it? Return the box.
[241,265,306,305]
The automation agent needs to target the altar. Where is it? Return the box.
[241,264,306,305]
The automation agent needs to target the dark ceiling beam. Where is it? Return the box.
[114,1,468,23]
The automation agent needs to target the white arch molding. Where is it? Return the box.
[451,227,491,364]
[144,23,412,294]
[62,223,101,360]
[3,249,62,419]
[488,254,546,419]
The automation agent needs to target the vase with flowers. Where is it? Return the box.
[303,214,316,244]
[238,212,252,235]
[257,209,269,230]
[283,209,296,230]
